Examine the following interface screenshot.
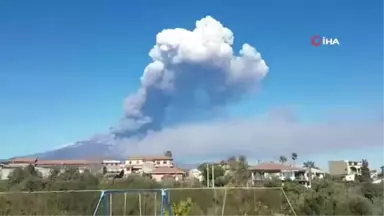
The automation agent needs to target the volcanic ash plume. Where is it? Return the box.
[112,16,269,136]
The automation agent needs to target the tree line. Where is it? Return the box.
[0,154,383,215]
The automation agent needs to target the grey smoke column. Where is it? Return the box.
[113,16,269,136]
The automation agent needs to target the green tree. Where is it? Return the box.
[164,150,173,157]
[263,176,281,187]
[341,195,373,215]
[197,163,226,187]
[6,164,44,192]
[353,160,381,204]
[360,159,371,182]
[379,166,384,178]
[279,156,287,164]
[291,152,298,166]
[303,161,315,168]
[226,155,251,186]
[46,168,99,191]
[165,198,192,216]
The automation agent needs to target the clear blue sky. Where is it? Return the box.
[0,0,383,169]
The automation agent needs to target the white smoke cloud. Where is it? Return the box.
[105,16,382,160]
[116,16,268,133]
[32,16,382,162]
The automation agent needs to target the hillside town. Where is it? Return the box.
[1,154,382,185]
[0,153,383,215]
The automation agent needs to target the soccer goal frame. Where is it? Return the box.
[92,188,172,216]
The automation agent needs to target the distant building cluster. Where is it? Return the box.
[249,162,325,187]
[328,160,382,183]
[0,157,381,184]
[328,160,363,181]
[0,156,186,182]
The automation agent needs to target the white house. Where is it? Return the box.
[304,167,326,181]
[102,160,124,174]
[188,168,203,182]
[150,167,186,182]
[249,162,307,183]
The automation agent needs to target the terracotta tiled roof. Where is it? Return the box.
[8,158,38,163]
[249,163,304,171]
[127,156,173,161]
[1,164,30,168]
[151,167,185,174]
[35,160,101,166]
[8,158,101,166]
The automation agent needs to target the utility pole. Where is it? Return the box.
[308,166,312,188]
[206,163,210,187]
[212,164,216,214]
[212,164,215,188]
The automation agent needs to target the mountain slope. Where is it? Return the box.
[28,134,125,160]
[24,137,198,170]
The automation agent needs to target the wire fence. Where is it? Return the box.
[0,190,100,215]
[0,187,295,216]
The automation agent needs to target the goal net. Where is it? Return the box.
[0,190,100,215]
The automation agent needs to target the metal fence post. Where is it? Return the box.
[103,192,109,216]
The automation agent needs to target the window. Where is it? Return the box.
[163,161,167,164]
[156,161,160,165]
[283,172,291,178]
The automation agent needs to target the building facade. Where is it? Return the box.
[306,167,326,181]
[150,167,186,182]
[188,168,203,182]
[102,160,124,174]
[249,162,307,184]
[0,158,103,180]
[249,163,327,188]
[328,160,362,181]
[122,155,188,181]
[124,156,173,174]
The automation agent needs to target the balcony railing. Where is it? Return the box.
[252,175,307,181]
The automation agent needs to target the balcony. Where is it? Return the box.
[252,174,307,182]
